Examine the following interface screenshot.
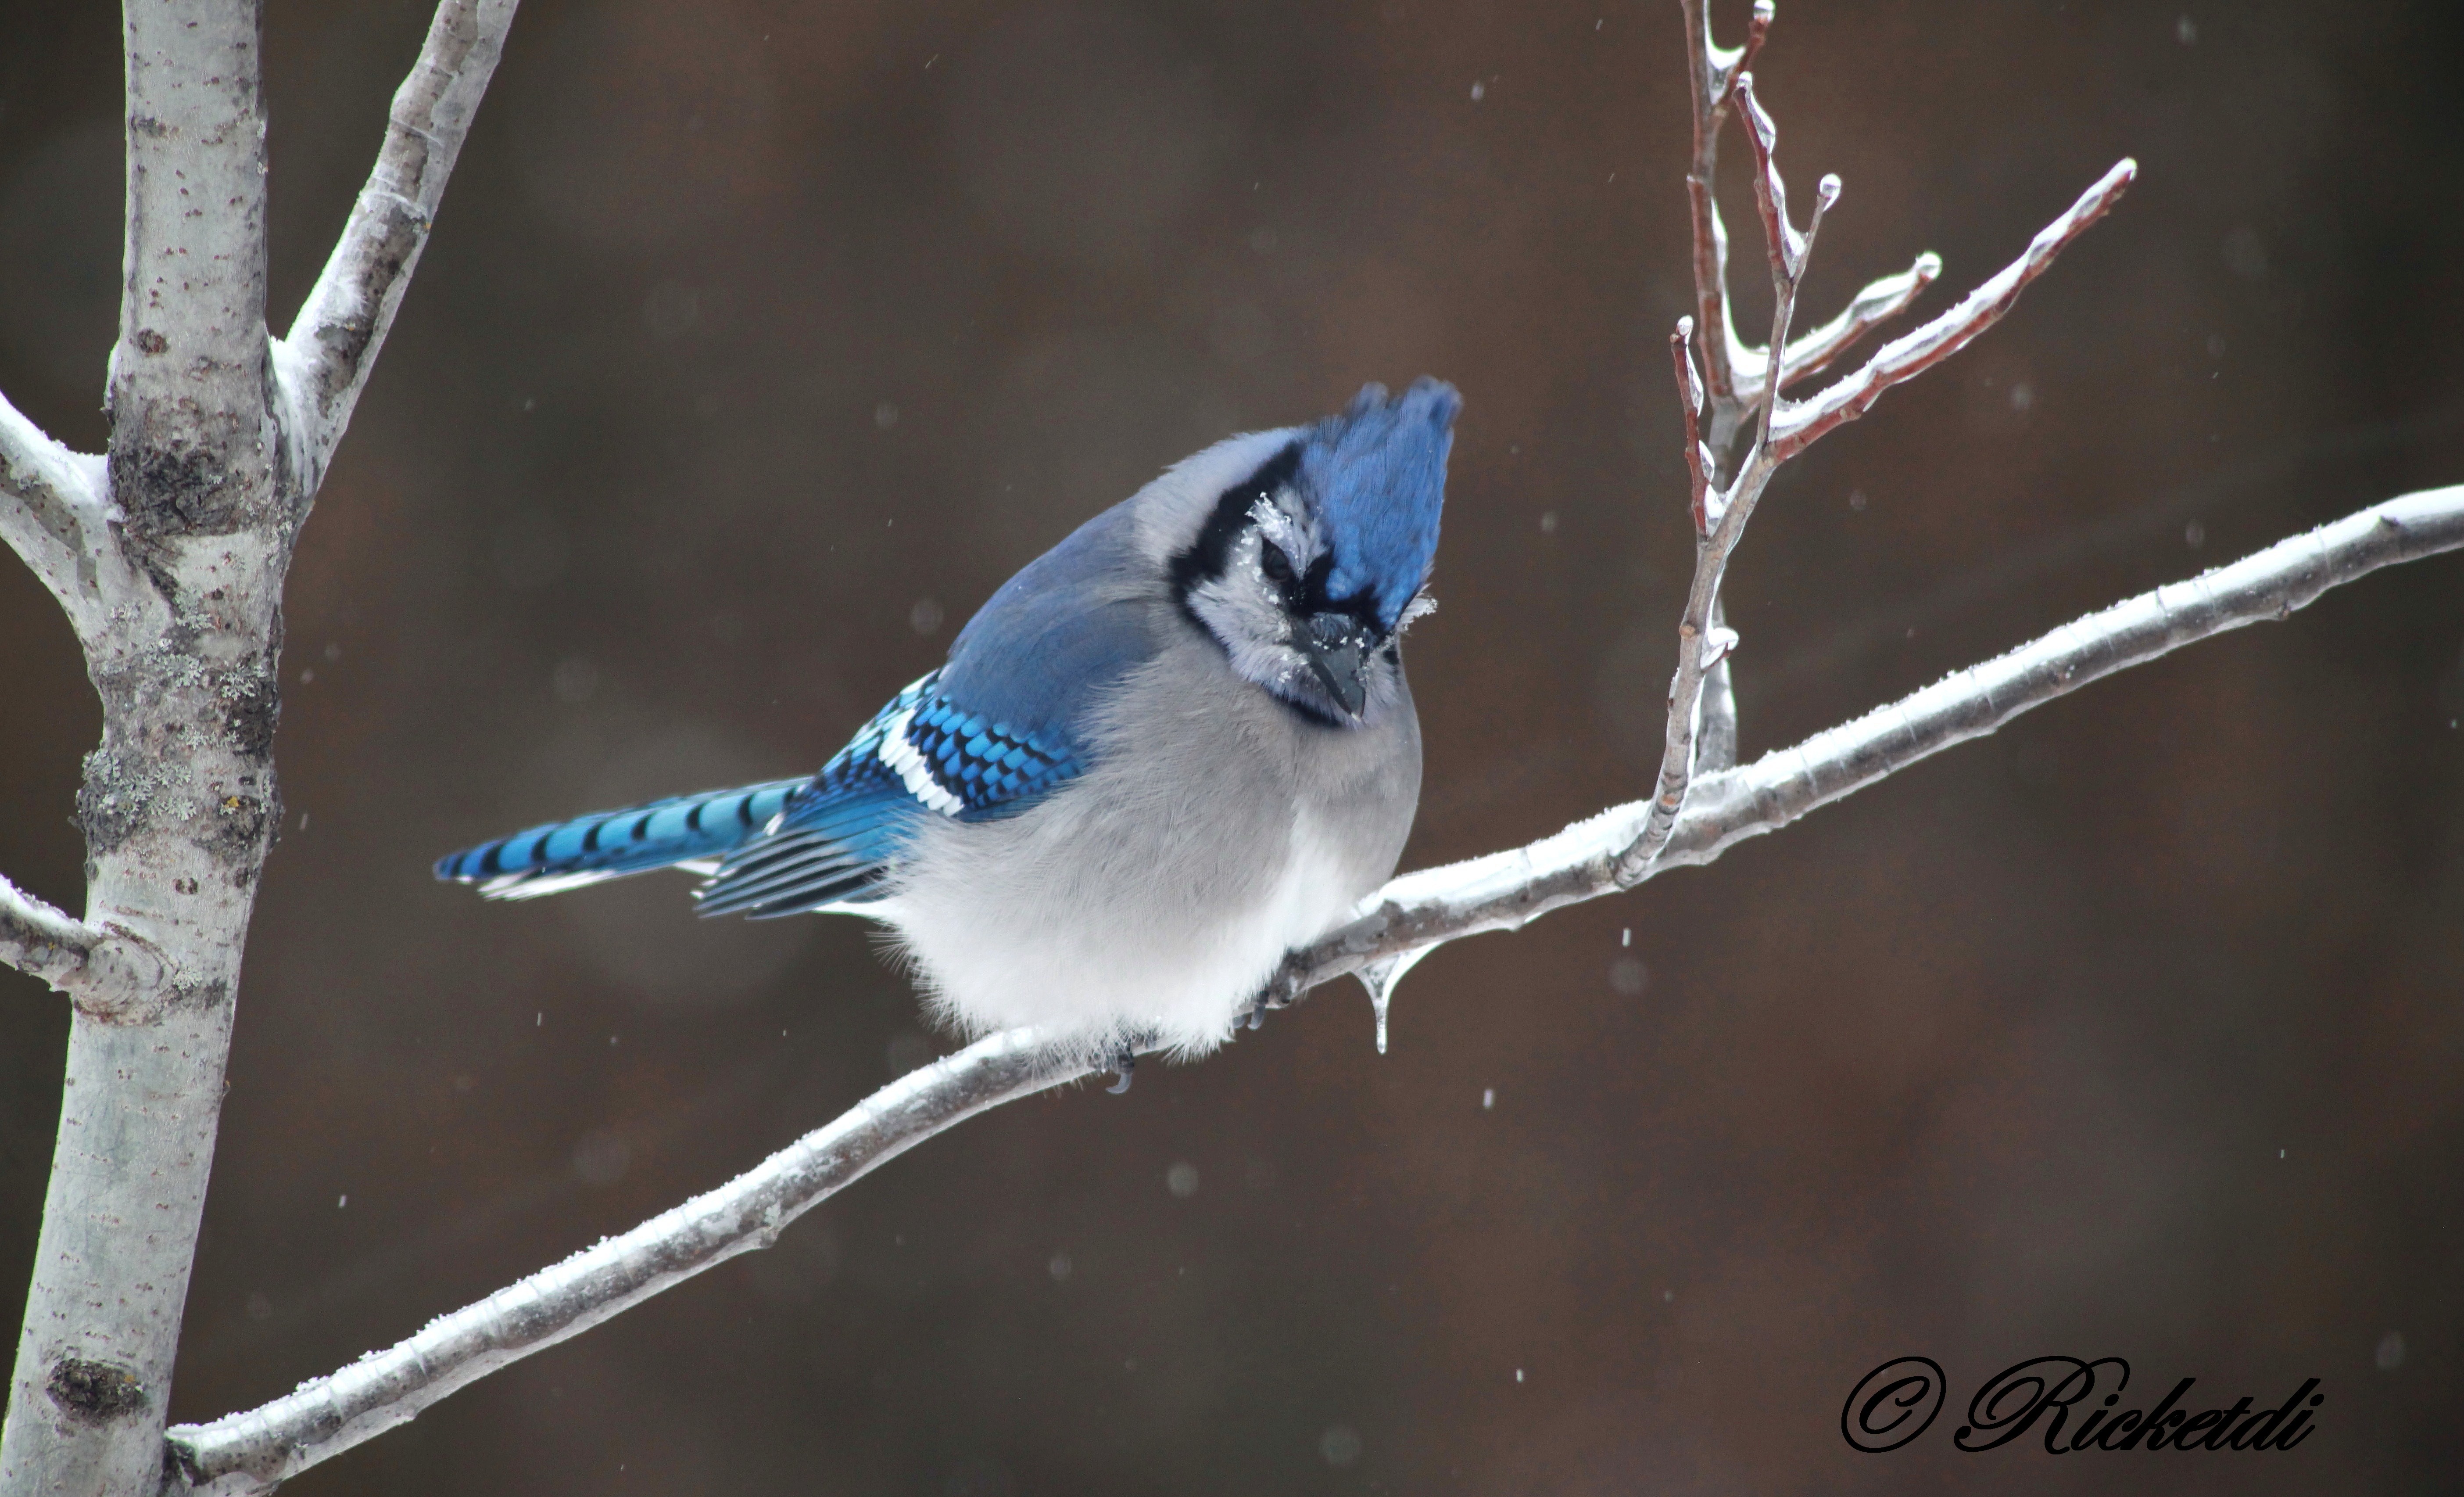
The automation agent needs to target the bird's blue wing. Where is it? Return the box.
[694,669,1086,917]
[698,503,1157,918]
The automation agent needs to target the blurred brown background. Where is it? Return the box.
[5,0,2462,1490]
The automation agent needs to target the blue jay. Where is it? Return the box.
[438,379,1459,1070]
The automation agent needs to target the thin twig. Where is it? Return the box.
[1679,0,1761,413]
[1679,0,1935,443]
[1741,252,1942,393]
[164,485,2464,1490]
[1664,0,1932,785]
[1773,159,2137,462]
[1672,320,1712,536]
[272,0,520,496]
[1618,67,2127,887]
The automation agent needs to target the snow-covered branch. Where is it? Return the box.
[160,484,2464,1490]
[1282,485,2464,990]
[0,876,104,997]
[165,1030,1089,1496]
[0,388,111,634]
[273,0,519,497]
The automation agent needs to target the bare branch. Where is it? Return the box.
[0,388,112,631]
[165,1030,1092,1496]
[1680,0,1934,434]
[272,0,519,497]
[1773,158,2137,462]
[1735,252,1943,395]
[0,875,104,996]
[163,485,2464,1488]
[1613,72,1842,886]
[1678,0,1763,410]
[1285,485,2464,988]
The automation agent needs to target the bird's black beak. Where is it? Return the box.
[1302,613,1376,719]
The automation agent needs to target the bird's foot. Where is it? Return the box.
[1105,1046,1138,1095]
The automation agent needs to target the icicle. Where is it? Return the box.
[1355,945,1436,1055]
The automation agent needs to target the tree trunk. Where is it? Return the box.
[0,0,285,1490]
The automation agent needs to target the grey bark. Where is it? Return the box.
[0,3,517,1494]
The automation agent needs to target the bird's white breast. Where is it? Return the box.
[867,798,1368,1059]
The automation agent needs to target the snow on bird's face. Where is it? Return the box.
[1169,379,1456,725]
[1179,459,1429,726]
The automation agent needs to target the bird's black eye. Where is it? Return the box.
[1260,540,1296,592]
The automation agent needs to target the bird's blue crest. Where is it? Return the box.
[1299,378,1460,630]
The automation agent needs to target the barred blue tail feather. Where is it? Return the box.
[433,666,1086,917]
[434,779,808,899]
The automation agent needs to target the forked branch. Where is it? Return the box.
[1622,11,2133,887]
[1679,0,1938,437]
[2,0,521,1490]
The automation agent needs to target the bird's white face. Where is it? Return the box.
[1180,483,1428,727]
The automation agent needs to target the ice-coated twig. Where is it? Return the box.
[1617,34,2130,890]
[1696,594,1739,773]
[272,0,520,497]
[1678,0,1937,443]
[1673,320,1713,535]
[1738,251,1942,395]
[165,487,2464,1493]
[1773,159,2137,462]
[1667,0,1938,792]
[1610,71,1844,887]
[1678,0,1762,416]
[165,1030,1093,1495]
